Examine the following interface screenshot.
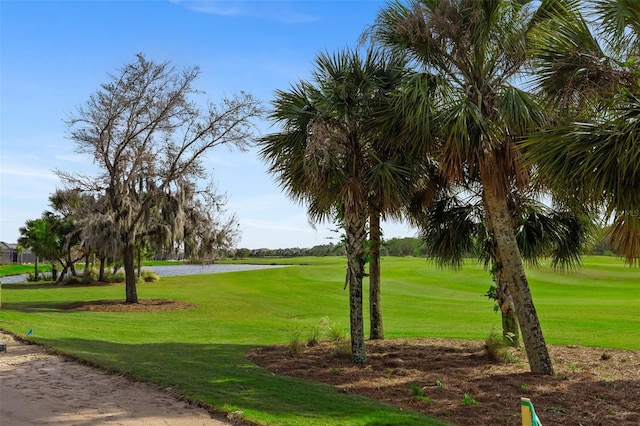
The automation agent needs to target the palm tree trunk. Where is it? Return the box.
[483,183,554,375]
[369,210,384,340]
[494,265,520,346]
[345,214,368,364]
[123,243,139,303]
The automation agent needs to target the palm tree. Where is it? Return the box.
[370,0,563,374]
[411,185,590,345]
[259,47,415,363]
[367,130,436,340]
[18,218,50,281]
[525,0,640,264]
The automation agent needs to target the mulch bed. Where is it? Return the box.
[248,338,640,425]
[60,299,197,312]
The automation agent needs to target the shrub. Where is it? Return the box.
[318,316,347,341]
[62,268,98,285]
[307,324,321,347]
[283,326,304,357]
[335,338,352,358]
[63,274,93,285]
[139,270,160,283]
[309,317,351,357]
[28,272,53,282]
[485,330,521,363]
[143,270,160,282]
[104,272,126,283]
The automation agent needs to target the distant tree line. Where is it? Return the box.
[234,232,617,260]
[234,238,424,258]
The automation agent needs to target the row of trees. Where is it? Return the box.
[241,232,618,259]
[259,0,640,375]
[238,238,429,258]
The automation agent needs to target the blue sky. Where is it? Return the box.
[1,0,416,249]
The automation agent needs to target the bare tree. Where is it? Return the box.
[60,54,262,303]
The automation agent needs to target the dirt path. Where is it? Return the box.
[0,331,231,426]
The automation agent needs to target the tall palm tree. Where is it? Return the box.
[526,0,640,264]
[370,0,563,374]
[367,130,437,340]
[259,47,414,363]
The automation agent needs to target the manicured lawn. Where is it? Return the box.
[1,255,639,424]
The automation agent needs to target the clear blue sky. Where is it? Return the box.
[1,0,416,249]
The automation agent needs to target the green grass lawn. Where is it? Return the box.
[1,255,639,425]
[0,263,51,278]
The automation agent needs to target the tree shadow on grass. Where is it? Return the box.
[1,301,71,312]
[24,337,449,426]
[2,282,118,290]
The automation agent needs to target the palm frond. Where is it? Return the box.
[529,7,616,111]
[524,91,640,217]
[592,0,640,57]
[415,191,483,269]
[607,213,640,265]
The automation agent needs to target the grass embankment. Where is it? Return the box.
[1,256,639,424]
[0,263,51,278]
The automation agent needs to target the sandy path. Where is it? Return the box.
[0,331,231,425]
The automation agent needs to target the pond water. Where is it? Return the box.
[0,264,288,284]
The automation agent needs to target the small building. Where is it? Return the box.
[0,242,36,264]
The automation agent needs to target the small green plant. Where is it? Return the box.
[282,326,304,357]
[410,385,431,404]
[460,393,478,406]
[510,382,528,390]
[330,368,341,375]
[545,406,567,414]
[434,380,444,388]
[567,363,579,372]
[307,324,321,347]
[384,368,393,378]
